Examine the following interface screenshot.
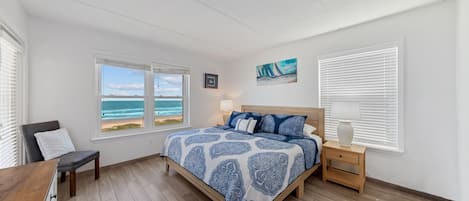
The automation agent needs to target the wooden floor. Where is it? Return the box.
[58,156,437,201]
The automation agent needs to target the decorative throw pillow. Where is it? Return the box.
[226,111,262,129]
[259,114,307,137]
[249,112,262,132]
[34,128,76,160]
[303,124,317,138]
[225,111,246,127]
[234,118,257,134]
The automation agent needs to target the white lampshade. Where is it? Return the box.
[220,100,233,112]
[331,102,360,120]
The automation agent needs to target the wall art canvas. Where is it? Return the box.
[204,73,218,89]
[256,58,297,86]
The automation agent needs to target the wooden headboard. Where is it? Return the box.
[241,105,325,141]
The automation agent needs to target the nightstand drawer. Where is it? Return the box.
[325,148,359,164]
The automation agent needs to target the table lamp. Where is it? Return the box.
[220,100,233,124]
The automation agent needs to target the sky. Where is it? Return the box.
[101,65,183,97]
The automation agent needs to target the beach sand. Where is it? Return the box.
[101,116,183,131]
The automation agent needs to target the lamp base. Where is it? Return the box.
[337,121,354,147]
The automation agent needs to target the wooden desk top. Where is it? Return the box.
[0,160,58,201]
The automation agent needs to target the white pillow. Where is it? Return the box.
[235,118,257,134]
[303,124,317,137]
[309,134,323,153]
[34,128,76,160]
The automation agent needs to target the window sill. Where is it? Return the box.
[90,125,192,143]
[325,137,404,153]
[354,141,404,153]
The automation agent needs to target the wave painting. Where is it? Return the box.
[256,58,297,86]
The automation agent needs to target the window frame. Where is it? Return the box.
[318,41,405,152]
[152,71,190,128]
[0,23,26,168]
[93,57,191,141]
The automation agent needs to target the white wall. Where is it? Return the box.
[0,0,28,39]
[457,0,469,200]
[225,1,457,199]
[28,18,226,169]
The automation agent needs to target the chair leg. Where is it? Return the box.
[60,172,66,183]
[165,157,170,173]
[94,157,100,180]
[70,170,76,197]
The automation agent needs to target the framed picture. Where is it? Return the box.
[256,58,297,86]
[204,73,218,89]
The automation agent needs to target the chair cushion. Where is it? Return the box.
[34,128,76,160]
[21,121,60,162]
[57,150,99,172]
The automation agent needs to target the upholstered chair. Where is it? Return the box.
[21,120,100,197]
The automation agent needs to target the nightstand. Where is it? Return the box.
[322,141,366,193]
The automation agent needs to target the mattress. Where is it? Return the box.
[161,127,320,201]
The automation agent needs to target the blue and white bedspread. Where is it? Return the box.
[162,127,320,201]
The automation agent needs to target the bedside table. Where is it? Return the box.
[322,141,366,193]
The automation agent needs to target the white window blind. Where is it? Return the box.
[153,63,190,75]
[319,45,402,151]
[96,58,151,71]
[0,27,22,168]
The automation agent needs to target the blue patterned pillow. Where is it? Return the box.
[225,111,262,130]
[250,112,263,132]
[259,114,307,137]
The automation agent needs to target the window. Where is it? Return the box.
[0,26,23,168]
[153,65,190,128]
[100,64,146,132]
[97,59,190,134]
[154,73,184,126]
[319,43,403,151]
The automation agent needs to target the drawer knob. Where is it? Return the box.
[339,154,343,158]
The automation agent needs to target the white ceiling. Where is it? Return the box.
[20,0,441,61]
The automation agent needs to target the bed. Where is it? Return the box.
[161,105,325,201]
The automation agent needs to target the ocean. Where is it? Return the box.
[101,99,182,120]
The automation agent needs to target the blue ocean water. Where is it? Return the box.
[101,99,182,120]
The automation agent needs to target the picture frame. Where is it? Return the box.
[256,58,297,86]
[204,73,218,89]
